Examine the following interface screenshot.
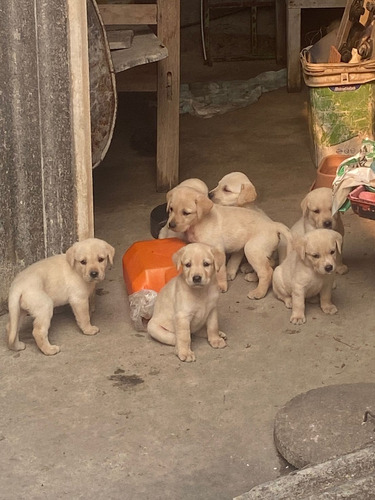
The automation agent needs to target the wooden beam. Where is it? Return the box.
[98,4,157,25]
[67,0,94,239]
[156,0,180,191]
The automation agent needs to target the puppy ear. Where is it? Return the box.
[196,194,213,219]
[334,232,343,254]
[65,243,77,268]
[300,195,309,216]
[172,246,185,270]
[166,188,174,212]
[237,183,257,205]
[210,247,226,272]
[105,243,115,265]
[293,235,306,261]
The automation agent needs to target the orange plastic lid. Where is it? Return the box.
[122,238,186,294]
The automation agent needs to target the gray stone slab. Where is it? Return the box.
[274,383,375,469]
[235,444,375,499]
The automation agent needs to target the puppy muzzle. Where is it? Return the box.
[88,270,102,281]
[323,220,333,229]
[324,264,334,273]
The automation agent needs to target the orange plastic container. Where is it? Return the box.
[312,154,350,189]
[122,238,186,294]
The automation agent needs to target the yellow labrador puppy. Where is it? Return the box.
[279,187,347,274]
[209,171,277,272]
[158,178,209,240]
[147,243,227,362]
[272,228,342,325]
[165,185,292,299]
[209,171,258,208]
[7,238,115,355]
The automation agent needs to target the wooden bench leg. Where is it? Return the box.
[275,0,286,64]
[287,6,302,92]
[156,0,180,191]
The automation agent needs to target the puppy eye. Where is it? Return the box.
[185,262,191,268]
[330,249,335,255]
[98,257,104,263]
[169,206,173,213]
[223,187,231,193]
[203,261,211,267]
[182,210,191,216]
[313,209,320,214]
[80,259,87,265]
[312,253,320,259]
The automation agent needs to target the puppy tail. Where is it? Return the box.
[7,290,22,349]
[275,223,293,255]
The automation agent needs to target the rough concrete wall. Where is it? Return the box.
[0,0,76,313]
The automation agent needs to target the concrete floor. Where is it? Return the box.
[2,24,375,500]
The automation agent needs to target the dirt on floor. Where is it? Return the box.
[2,23,375,500]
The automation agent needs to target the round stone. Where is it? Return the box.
[274,383,375,469]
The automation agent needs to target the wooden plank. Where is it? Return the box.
[98,4,157,25]
[287,0,346,8]
[68,0,94,240]
[156,0,180,191]
[106,29,134,50]
[110,27,168,73]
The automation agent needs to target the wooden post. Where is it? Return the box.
[67,0,94,240]
[156,0,180,191]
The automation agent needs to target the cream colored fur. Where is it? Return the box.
[165,185,292,299]
[272,228,342,325]
[7,238,115,355]
[279,187,347,274]
[147,243,226,362]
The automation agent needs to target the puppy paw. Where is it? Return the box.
[240,262,253,274]
[336,264,348,275]
[321,304,338,315]
[218,281,228,293]
[290,314,306,325]
[226,271,237,281]
[82,325,100,336]
[247,289,266,300]
[9,341,26,351]
[177,350,196,362]
[209,336,227,349]
[219,331,227,340]
[244,272,258,283]
[41,344,61,356]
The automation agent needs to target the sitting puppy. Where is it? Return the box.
[272,228,342,325]
[279,187,347,274]
[7,238,115,355]
[158,178,209,240]
[147,243,227,362]
[165,185,292,299]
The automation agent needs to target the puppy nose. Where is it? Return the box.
[325,264,333,273]
[193,275,202,284]
[169,221,176,229]
[90,270,99,279]
[208,191,214,199]
[323,220,332,228]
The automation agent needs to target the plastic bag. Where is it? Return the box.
[332,138,375,214]
[128,289,157,332]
